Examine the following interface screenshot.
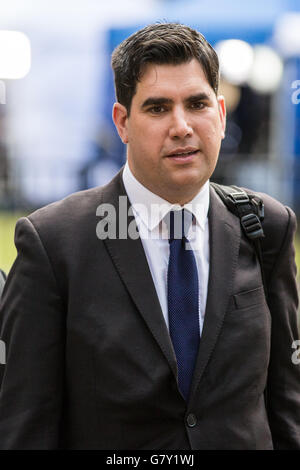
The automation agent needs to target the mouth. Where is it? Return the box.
[166,148,199,163]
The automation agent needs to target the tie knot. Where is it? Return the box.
[166,209,193,241]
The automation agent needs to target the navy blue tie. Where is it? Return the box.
[167,209,200,401]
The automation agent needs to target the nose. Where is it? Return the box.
[168,108,193,139]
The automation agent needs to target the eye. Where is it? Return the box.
[148,105,166,114]
[190,101,205,110]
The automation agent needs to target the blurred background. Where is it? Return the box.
[0,0,300,282]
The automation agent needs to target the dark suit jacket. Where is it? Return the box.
[0,169,299,450]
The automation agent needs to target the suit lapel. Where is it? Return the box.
[190,185,241,399]
[101,170,178,378]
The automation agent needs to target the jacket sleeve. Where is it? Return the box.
[265,206,300,449]
[0,217,65,449]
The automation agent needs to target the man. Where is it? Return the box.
[0,23,299,450]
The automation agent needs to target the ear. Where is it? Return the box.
[112,102,129,144]
[217,95,226,139]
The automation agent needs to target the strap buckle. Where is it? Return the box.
[228,191,250,205]
[241,213,264,240]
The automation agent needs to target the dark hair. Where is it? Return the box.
[111,22,219,115]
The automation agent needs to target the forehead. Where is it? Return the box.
[135,59,213,100]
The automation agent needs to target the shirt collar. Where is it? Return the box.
[122,161,210,232]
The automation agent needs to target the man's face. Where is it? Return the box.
[113,59,226,204]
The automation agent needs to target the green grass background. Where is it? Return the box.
[0,211,28,275]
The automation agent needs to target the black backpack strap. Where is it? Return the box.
[210,182,267,298]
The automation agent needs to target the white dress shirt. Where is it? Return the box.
[122,162,210,336]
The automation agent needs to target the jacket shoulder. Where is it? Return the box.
[240,189,297,280]
[26,169,124,235]
[28,186,104,228]
[212,184,297,289]
[211,183,296,252]
[243,188,296,241]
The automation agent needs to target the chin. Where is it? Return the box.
[171,170,206,188]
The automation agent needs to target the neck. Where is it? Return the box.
[144,183,204,206]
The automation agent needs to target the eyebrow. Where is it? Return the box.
[141,93,211,109]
